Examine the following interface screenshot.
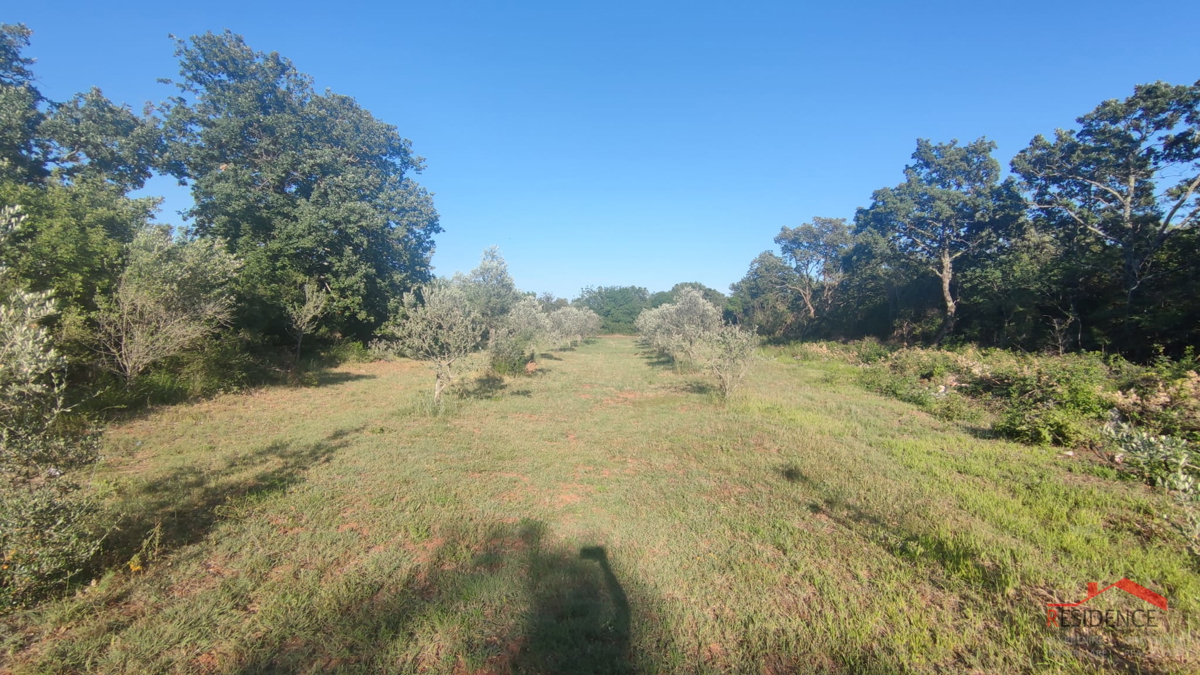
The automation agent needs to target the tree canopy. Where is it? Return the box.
[159,31,441,338]
[575,285,650,334]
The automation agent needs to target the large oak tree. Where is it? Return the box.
[856,138,1022,343]
[1012,81,1200,334]
[159,31,441,338]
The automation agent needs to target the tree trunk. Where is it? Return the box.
[1121,247,1140,348]
[294,331,304,368]
[934,250,956,345]
[433,373,446,404]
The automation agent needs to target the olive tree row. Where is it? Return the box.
[490,302,602,374]
[549,305,602,349]
[635,288,722,364]
[635,288,758,401]
[378,247,603,402]
[489,296,550,374]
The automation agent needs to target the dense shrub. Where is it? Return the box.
[1112,365,1200,442]
[994,401,1091,446]
[489,297,550,375]
[1106,422,1200,556]
[488,329,533,376]
[95,226,241,384]
[799,338,1200,447]
[980,354,1112,445]
[1,243,102,606]
[322,339,372,366]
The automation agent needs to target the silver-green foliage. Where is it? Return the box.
[459,246,521,333]
[1106,421,1200,556]
[489,296,551,373]
[635,289,757,400]
[1107,423,1198,496]
[700,323,759,401]
[96,226,240,382]
[635,288,722,363]
[0,206,101,607]
[384,280,484,403]
[548,306,601,349]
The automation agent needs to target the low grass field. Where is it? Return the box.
[3,337,1197,673]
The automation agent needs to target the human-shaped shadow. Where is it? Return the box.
[517,542,636,674]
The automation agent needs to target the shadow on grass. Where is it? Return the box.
[776,461,1022,595]
[538,352,564,361]
[306,371,377,388]
[779,463,803,483]
[458,374,537,400]
[639,350,676,370]
[235,521,660,674]
[93,427,358,577]
[962,424,1003,442]
[458,373,508,399]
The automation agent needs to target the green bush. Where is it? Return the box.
[856,347,980,421]
[488,333,531,376]
[850,337,894,364]
[323,339,372,366]
[0,256,102,607]
[1106,423,1198,495]
[86,330,276,411]
[791,339,1200,448]
[985,354,1111,446]
[994,400,1092,446]
[1,486,99,608]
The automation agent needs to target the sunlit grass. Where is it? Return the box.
[2,338,1196,673]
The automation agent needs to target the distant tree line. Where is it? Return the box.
[574,282,728,334]
[730,82,1200,359]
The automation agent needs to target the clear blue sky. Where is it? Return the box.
[9,1,1199,298]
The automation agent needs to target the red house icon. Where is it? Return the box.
[1046,578,1167,627]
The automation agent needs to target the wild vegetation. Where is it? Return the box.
[0,338,1194,674]
[730,83,1200,358]
[1,18,1199,674]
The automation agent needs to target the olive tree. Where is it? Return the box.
[698,323,759,402]
[0,206,101,607]
[286,280,331,365]
[636,285,758,401]
[460,246,521,336]
[96,226,240,383]
[385,280,484,404]
[490,296,551,372]
[549,306,601,349]
[634,287,721,363]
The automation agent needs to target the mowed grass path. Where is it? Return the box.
[3,337,1197,673]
